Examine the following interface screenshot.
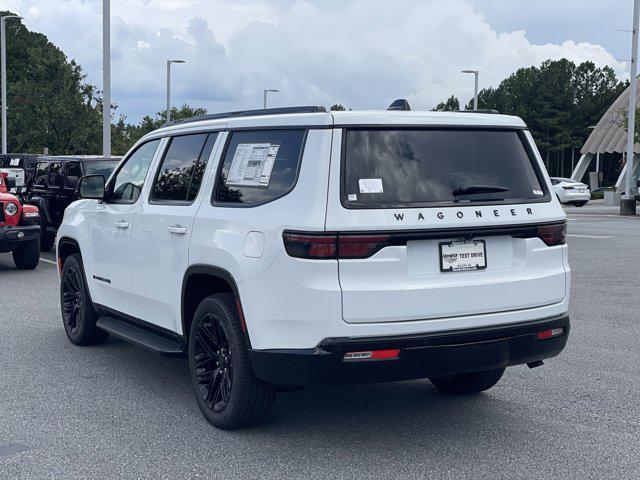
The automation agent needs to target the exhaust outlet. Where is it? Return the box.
[527,360,544,369]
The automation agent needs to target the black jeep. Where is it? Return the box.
[28,156,120,251]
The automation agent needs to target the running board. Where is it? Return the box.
[96,316,186,357]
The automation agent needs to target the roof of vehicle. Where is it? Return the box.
[146,107,527,140]
[37,155,121,162]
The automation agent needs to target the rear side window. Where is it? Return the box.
[151,133,217,203]
[34,162,48,186]
[48,162,63,187]
[343,129,547,208]
[64,162,82,188]
[214,129,306,205]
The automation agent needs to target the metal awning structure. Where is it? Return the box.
[581,82,640,155]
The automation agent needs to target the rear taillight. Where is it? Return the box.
[537,223,566,246]
[283,232,393,259]
[337,234,391,258]
[562,186,574,190]
[282,232,337,259]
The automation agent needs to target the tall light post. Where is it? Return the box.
[622,0,640,215]
[102,0,111,157]
[461,69,479,110]
[263,89,279,109]
[166,59,185,124]
[1,15,22,154]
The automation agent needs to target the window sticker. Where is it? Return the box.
[533,189,543,196]
[9,158,20,166]
[348,194,358,201]
[227,143,280,188]
[359,178,383,194]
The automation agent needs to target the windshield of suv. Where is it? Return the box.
[83,160,119,178]
[343,129,546,208]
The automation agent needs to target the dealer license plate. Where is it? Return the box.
[439,240,487,272]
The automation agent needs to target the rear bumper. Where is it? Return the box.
[0,225,40,252]
[560,191,590,202]
[249,314,570,386]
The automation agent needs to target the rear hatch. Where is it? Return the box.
[325,125,567,324]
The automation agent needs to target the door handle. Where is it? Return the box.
[114,220,129,229]
[167,225,188,235]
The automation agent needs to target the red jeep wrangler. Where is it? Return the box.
[0,172,40,269]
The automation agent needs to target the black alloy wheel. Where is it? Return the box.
[193,313,233,413]
[59,253,109,346]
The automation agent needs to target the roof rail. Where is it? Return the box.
[455,109,500,114]
[167,106,327,127]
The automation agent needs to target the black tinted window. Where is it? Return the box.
[215,130,305,205]
[83,160,119,178]
[111,140,160,203]
[151,133,216,202]
[34,162,48,186]
[49,162,63,187]
[64,162,82,188]
[343,129,545,208]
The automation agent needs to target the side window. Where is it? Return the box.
[34,162,49,187]
[214,129,306,205]
[48,162,63,187]
[550,179,559,185]
[64,162,82,188]
[150,133,217,203]
[110,139,161,203]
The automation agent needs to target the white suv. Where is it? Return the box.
[57,105,570,429]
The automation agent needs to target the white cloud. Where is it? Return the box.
[4,0,628,120]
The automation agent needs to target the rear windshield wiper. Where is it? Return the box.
[452,184,510,197]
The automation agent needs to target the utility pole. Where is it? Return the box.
[263,89,279,109]
[102,0,111,157]
[166,60,185,124]
[1,15,22,154]
[622,0,640,215]
[461,70,479,110]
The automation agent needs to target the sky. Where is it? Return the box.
[2,0,632,122]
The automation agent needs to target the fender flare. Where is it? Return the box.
[181,265,252,348]
[28,196,53,225]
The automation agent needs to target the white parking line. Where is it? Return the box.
[39,258,57,265]
[566,234,612,239]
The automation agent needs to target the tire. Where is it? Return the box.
[12,238,40,270]
[40,220,55,252]
[60,253,109,346]
[572,201,587,207]
[188,293,275,429]
[429,368,505,395]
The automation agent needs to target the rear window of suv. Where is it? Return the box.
[214,129,306,206]
[342,129,547,208]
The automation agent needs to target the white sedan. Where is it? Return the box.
[550,177,591,207]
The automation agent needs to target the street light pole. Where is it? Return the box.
[1,15,22,155]
[263,89,279,109]
[166,59,185,124]
[102,0,111,157]
[622,0,640,215]
[461,70,479,110]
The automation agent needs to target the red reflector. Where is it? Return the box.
[537,223,566,246]
[343,349,400,361]
[338,234,391,259]
[537,328,564,340]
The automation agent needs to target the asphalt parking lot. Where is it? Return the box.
[1,200,639,479]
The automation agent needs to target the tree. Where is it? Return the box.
[2,10,102,154]
[330,104,346,111]
[432,95,460,111]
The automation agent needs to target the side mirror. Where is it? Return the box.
[6,177,16,189]
[76,175,106,200]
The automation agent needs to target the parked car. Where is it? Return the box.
[550,177,590,207]
[57,105,570,429]
[0,153,39,195]
[28,156,120,251]
[0,172,40,269]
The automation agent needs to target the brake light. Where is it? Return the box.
[344,349,400,361]
[537,327,564,340]
[537,223,566,246]
[283,232,394,259]
[282,232,337,259]
[562,186,574,190]
[337,234,391,258]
